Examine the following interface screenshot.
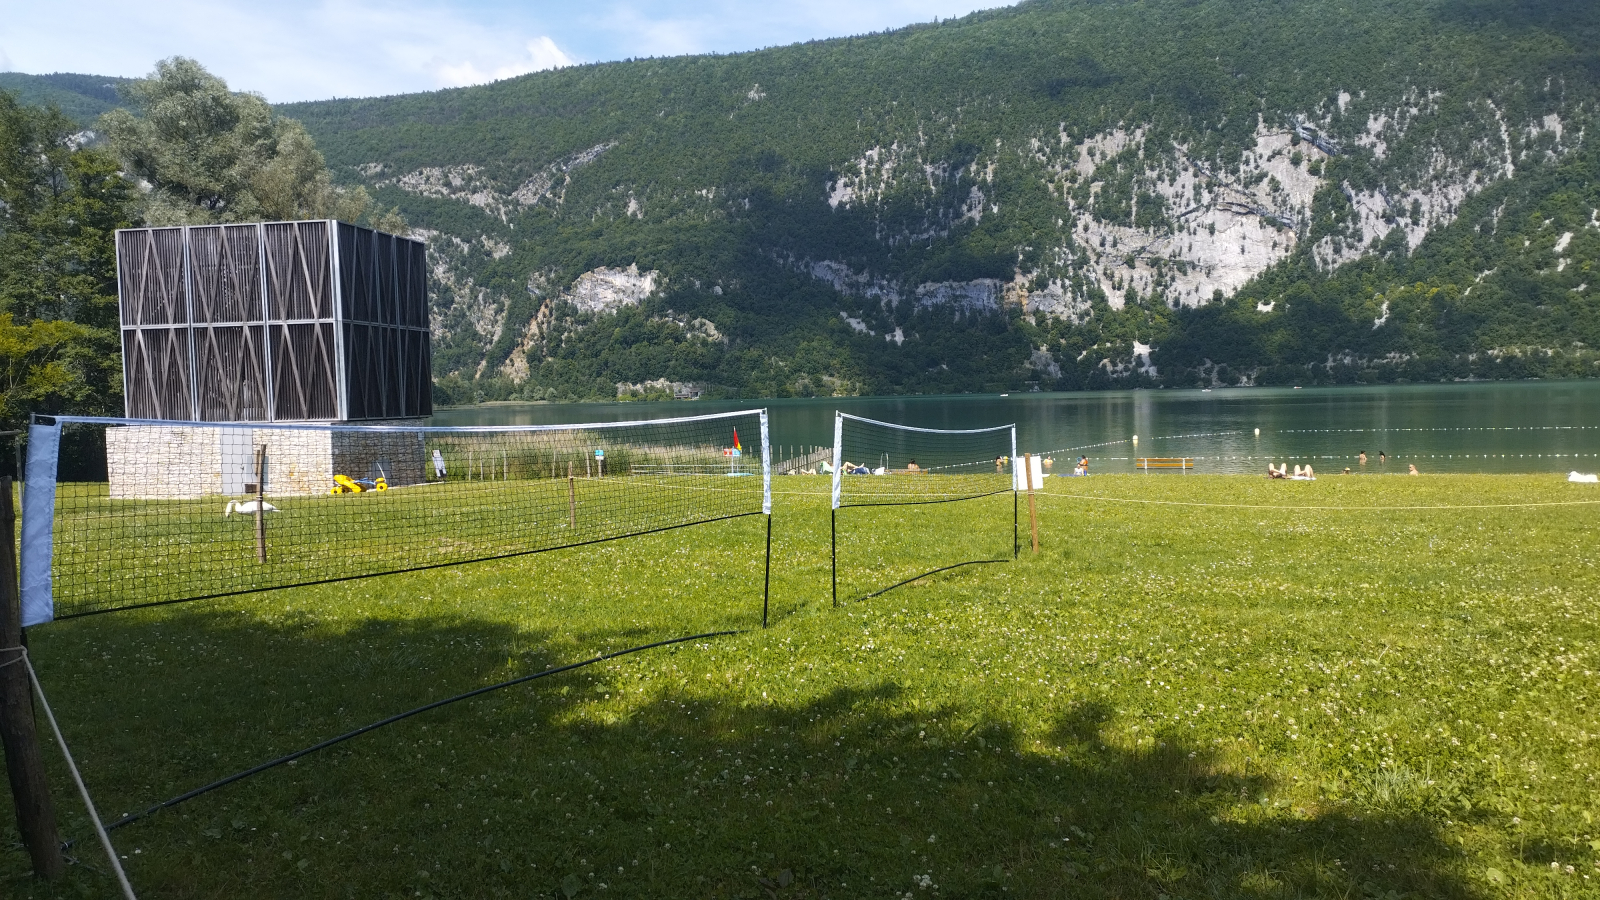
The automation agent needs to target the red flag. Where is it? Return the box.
[733,428,742,451]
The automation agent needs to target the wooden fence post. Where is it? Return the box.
[254,446,267,564]
[0,477,64,879]
[1025,453,1039,554]
[567,461,576,528]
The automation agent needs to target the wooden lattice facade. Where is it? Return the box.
[116,221,431,422]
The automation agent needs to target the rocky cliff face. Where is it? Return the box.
[282,0,1600,396]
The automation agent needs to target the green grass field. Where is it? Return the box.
[4,474,1598,898]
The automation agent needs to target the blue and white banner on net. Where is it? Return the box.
[21,409,770,623]
[21,421,61,627]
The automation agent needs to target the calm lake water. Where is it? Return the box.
[431,382,1600,474]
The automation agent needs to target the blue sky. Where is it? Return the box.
[0,0,1013,103]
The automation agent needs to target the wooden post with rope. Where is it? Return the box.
[0,476,63,879]
[254,446,267,564]
[1024,453,1039,554]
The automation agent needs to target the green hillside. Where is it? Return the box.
[23,0,1600,402]
[0,72,133,127]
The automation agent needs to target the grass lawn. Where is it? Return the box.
[3,474,1598,898]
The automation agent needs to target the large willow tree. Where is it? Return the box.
[101,57,404,232]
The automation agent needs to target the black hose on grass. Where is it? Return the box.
[106,629,744,831]
[855,558,1009,602]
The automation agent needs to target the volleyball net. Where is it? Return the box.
[20,410,770,623]
[829,412,1016,604]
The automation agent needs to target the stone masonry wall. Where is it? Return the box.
[106,424,426,499]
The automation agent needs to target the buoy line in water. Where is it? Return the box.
[1277,425,1600,433]
[1091,453,1600,461]
[1034,425,1598,459]
[1038,493,1600,511]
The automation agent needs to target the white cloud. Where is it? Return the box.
[568,0,1014,60]
[0,0,578,102]
[434,36,576,88]
[0,0,1013,102]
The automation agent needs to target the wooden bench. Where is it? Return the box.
[1136,457,1194,472]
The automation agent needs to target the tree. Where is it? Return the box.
[101,57,404,231]
[0,92,135,431]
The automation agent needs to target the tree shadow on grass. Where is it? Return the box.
[3,607,1480,899]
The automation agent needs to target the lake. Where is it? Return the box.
[431,382,1600,474]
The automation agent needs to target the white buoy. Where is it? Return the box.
[1254,427,1260,436]
[1132,434,1138,445]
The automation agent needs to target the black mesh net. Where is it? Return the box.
[831,413,1015,508]
[829,413,1016,604]
[34,411,768,619]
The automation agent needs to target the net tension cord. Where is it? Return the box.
[105,629,745,833]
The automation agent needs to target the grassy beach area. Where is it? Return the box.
[3,474,1597,898]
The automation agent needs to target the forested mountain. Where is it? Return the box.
[0,73,132,128]
[29,0,1600,401]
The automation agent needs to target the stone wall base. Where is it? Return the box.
[107,424,427,499]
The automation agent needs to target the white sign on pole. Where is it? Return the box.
[1013,454,1044,491]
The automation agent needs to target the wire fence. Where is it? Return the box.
[829,413,1017,606]
[24,411,770,621]
[831,413,1016,509]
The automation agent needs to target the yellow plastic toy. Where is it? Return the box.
[331,474,390,494]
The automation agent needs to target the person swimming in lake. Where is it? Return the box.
[1408,463,1419,475]
[1359,450,1368,466]
[1379,450,1387,465]
[906,459,921,473]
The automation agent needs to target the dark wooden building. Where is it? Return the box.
[116,220,432,422]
